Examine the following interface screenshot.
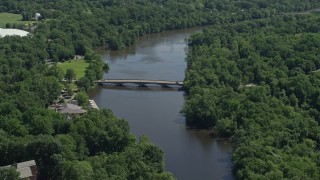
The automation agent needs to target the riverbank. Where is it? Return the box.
[183,14,320,179]
[89,8,320,180]
[3,1,320,179]
[89,27,234,180]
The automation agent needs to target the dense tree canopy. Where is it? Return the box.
[184,14,320,179]
[0,0,320,179]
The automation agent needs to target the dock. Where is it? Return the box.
[89,99,99,110]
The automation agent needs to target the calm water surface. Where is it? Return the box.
[89,28,233,180]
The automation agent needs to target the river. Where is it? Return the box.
[89,27,233,180]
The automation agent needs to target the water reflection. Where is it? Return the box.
[96,85,183,92]
[90,27,233,180]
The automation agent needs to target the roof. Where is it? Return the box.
[16,160,36,169]
[58,104,86,114]
[66,103,82,110]
[0,28,29,37]
[17,167,33,179]
[15,160,36,179]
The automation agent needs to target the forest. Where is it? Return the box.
[184,13,320,179]
[0,0,319,179]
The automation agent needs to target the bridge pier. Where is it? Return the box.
[161,85,170,88]
[93,79,184,88]
[138,83,147,87]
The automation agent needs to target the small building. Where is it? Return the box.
[1,160,37,180]
[58,103,86,116]
[16,160,37,180]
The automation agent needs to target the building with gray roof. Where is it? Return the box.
[1,160,37,180]
[16,160,37,180]
[58,103,86,116]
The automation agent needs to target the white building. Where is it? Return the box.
[0,28,29,37]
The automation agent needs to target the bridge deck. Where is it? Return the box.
[94,79,184,86]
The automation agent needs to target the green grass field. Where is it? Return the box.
[57,59,89,79]
[0,13,33,28]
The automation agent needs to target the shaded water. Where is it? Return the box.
[89,27,233,180]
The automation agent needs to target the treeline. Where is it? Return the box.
[0,0,182,179]
[1,0,320,179]
[1,109,173,179]
[184,14,320,179]
[2,0,320,62]
[0,32,173,179]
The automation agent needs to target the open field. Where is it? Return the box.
[0,13,33,28]
[57,59,89,79]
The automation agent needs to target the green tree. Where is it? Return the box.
[25,135,62,179]
[0,167,20,180]
[47,66,65,80]
[77,77,91,92]
[5,23,11,28]
[62,161,93,180]
[65,84,74,96]
[75,91,89,107]
[65,69,76,83]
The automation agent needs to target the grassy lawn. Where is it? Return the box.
[57,59,89,79]
[0,13,33,28]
